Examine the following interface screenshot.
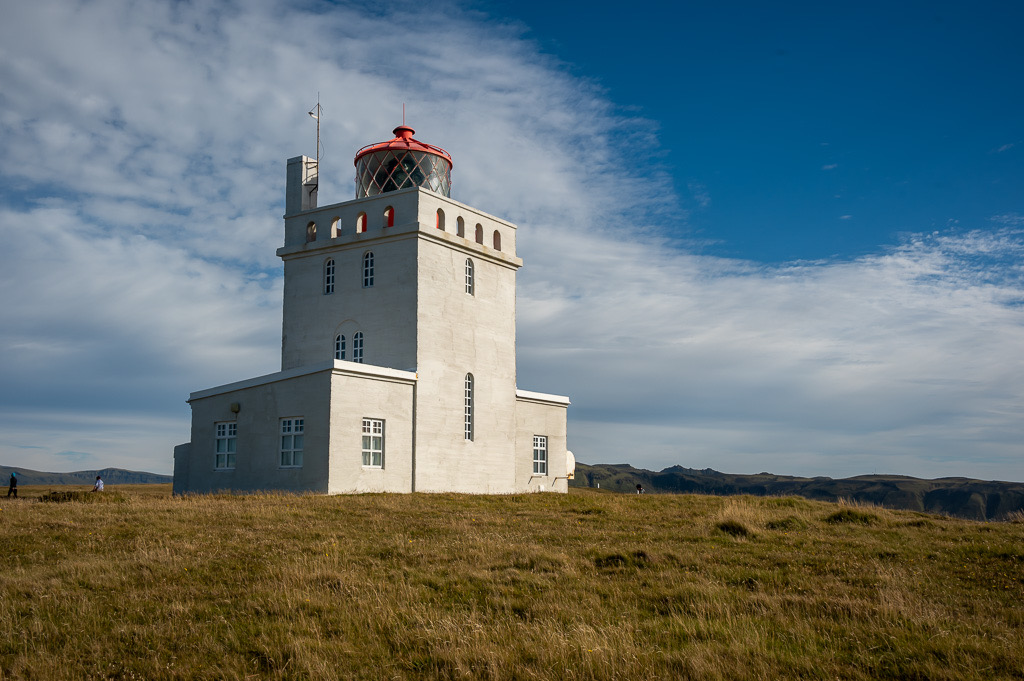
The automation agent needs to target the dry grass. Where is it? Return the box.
[1,486,1022,679]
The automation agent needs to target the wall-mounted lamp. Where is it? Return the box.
[230,402,241,414]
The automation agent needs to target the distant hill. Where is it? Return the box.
[570,462,1024,521]
[1,465,171,486]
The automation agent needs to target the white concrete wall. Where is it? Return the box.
[179,367,333,494]
[326,367,416,494]
[281,186,517,257]
[280,230,419,371]
[413,229,521,493]
[278,190,520,374]
[175,363,418,495]
[515,393,570,493]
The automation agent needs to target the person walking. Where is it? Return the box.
[6,472,16,498]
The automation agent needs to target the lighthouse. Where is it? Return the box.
[173,124,573,495]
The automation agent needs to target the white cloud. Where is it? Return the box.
[1,0,1022,481]
[822,163,838,170]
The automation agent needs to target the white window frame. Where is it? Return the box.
[533,435,548,475]
[280,418,304,468]
[362,251,374,288]
[324,258,335,295]
[335,334,346,360]
[465,258,474,295]
[464,373,474,441]
[362,418,384,468]
[353,332,364,363]
[214,422,236,470]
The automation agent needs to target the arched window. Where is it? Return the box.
[353,332,364,363]
[464,373,474,441]
[492,230,501,251]
[383,206,394,228]
[324,258,335,295]
[465,258,474,295]
[306,221,317,243]
[457,216,465,237]
[475,224,483,244]
[362,251,374,288]
[436,208,445,230]
[335,334,346,360]
[330,217,340,238]
[356,212,367,233]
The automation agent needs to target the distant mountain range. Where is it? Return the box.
[6,462,1020,521]
[1,465,171,486]
[570,463,1024,521]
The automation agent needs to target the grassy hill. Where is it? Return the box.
[570,462,1024,521]
[1,465,171,486]
[1,486,1022,679]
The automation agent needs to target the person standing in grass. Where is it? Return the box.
[6,472,16,498]
[92,475,104,492]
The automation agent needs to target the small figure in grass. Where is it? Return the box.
[92,475,104,492]
[6,472,16,498]
[636,483,645,495]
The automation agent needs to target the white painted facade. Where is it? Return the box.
[173,141,572,495]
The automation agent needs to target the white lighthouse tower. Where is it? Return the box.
[173,124,572,495]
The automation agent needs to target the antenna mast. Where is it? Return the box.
[307,94,323,197]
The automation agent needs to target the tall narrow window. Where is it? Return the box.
[465,258,474,295]
[280,418,304,468]
[353,332,364,363]
[492,230,501,251]
[215,422,237,470]
[436,208,445,230]
[335,334,346,360]
[356,212,367,233]
[362,251,374,288]
[464,373,474,441]
[330,217,340,238]
[457,216,465,237]
[306,221,317,243]
[362,418,384,467]
[475,224,483,244]
[324,258,335,295]
[383,206,394,227]
[533,435,548,475]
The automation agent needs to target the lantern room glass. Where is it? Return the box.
[355,149,452,198]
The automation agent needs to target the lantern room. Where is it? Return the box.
[353,125,453,198]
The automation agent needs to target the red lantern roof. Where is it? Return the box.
[354,126,453,167]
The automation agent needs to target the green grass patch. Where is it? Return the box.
[824,508,879,525]
[37,490,128,504]
[0,485,1022,679]
[766,515,809,531]
[716,519,751,537]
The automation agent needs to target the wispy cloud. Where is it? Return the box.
[822,163,838,170]
[688,181,711,209]
[54,451,95,463]
[1,0,1022,480]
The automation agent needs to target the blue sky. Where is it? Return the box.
[491,0,1024,261]
[0,0,1022,480]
